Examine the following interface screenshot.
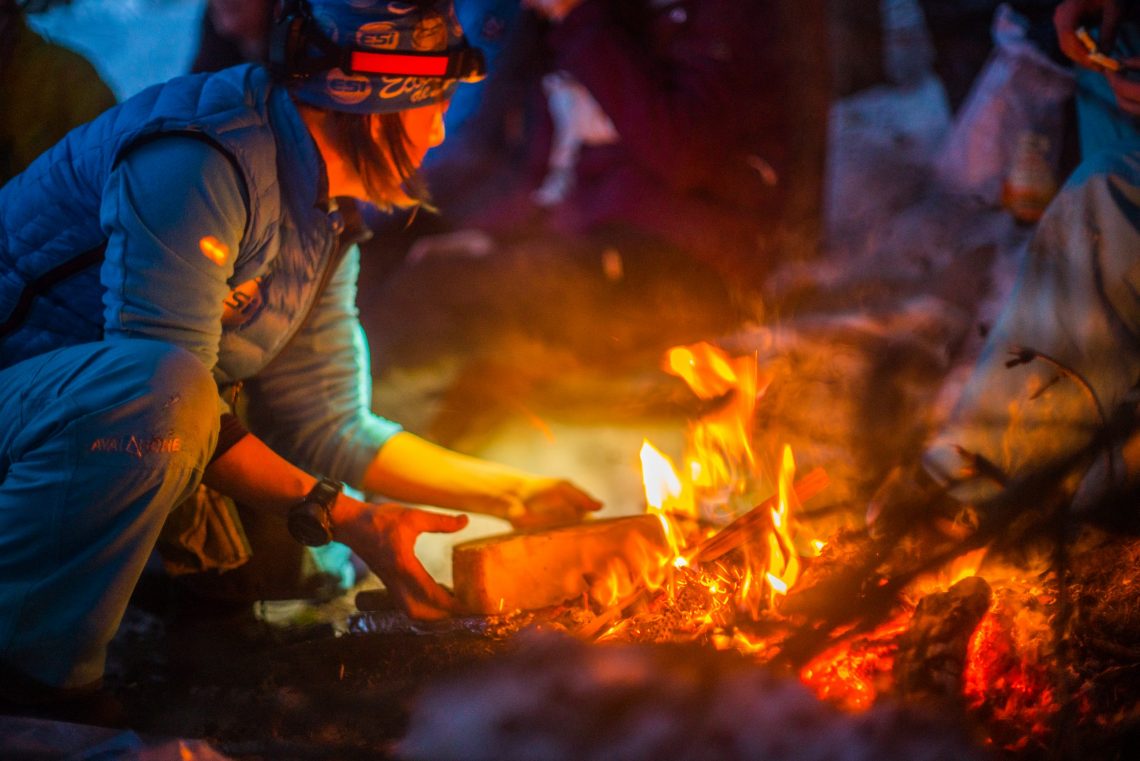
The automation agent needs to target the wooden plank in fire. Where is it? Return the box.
[452,514,668,615]
[687,467,830,564]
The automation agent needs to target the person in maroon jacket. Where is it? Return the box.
[413,0,823,292]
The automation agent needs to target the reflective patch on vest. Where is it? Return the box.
[199,235,231,266]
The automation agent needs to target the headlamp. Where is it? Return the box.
[270,0,486,83]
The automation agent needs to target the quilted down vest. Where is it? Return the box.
[0,64,336,383]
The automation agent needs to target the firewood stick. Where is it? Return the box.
[565,470,828,640]
[688,468,830,564]
[572,585,651,640]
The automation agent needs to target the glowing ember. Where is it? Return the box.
[963,575,1059,751]
[558,339,1067,754]
[800,615,912,711]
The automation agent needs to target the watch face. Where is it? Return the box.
[288,503,333,546]
[288,477,341,547]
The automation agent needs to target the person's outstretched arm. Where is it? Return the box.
[362,431,602,530]
[204,432,468,619]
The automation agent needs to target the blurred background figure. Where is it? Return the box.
[917,0,1068,113]
[907,0,1140,524]
[396,0,829,294]
[189,0,273,72]
[0,0,115,183]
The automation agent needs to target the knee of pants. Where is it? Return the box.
[99,339,221,465]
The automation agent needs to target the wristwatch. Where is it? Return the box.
[287,476,343,546]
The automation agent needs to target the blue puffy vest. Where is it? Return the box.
[0,64,338,383]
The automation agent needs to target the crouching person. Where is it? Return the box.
[0,0,600,716]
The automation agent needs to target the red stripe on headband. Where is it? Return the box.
[349,51,449,77]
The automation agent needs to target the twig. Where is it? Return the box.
[688,467,830,563]
[572,587,651,641]
[1007,345,1112,481]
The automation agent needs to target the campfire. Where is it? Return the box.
[392,341,1136,760]
[551,344,1057,749]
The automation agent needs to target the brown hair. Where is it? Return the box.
[325,110,432,211]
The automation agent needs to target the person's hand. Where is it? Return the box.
[1106,63,1140,115]
[522,0,584,22]
[331,498,468,620]
[1055,0,1135,69]
[502,476,602,530]
[1055,0,1140,114]
[1056,0,1112,69]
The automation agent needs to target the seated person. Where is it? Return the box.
[882,0,1140,533]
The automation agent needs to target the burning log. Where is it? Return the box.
[687,466,830,563]
[452,515,667,614]
[893,576,992,705]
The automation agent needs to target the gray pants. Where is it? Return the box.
[0,339,217,690]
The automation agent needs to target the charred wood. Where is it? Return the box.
[892,576,991,705]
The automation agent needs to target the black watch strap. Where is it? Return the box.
[287,476,343,547]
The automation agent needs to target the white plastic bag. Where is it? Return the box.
[933,4,1075,205]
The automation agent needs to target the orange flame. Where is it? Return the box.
[762,446,802,608]
[663,343,769,520]
[592,341,1063,751]
[638,345,819,621]
[639,440,690,563]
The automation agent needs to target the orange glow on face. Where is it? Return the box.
[399,100,450,165]
[198,235,230,266]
